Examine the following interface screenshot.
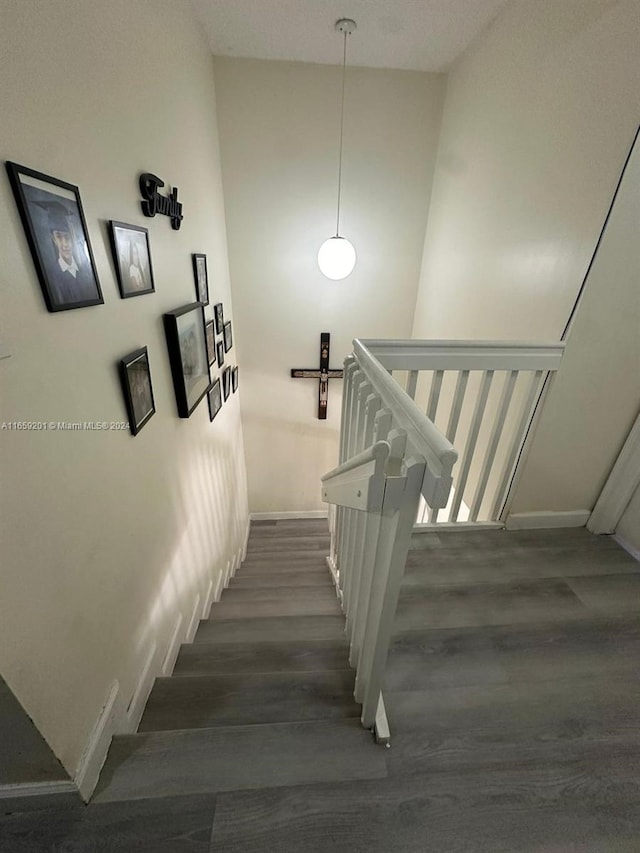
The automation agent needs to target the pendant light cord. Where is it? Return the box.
[335,28,348,237]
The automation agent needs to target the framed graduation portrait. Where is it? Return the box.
[5,161,103,312]
[119,347,155,436]
[163,303,212,418]
[109,221,155,298]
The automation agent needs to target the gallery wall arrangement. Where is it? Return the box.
[5,159,240,435]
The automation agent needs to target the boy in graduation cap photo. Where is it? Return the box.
[33,196,99,306]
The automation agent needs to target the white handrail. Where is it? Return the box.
[353,339,458,509]
[359,339,565,371]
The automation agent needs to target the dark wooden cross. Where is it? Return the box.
[290,332,344,419]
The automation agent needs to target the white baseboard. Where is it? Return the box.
[74,681,121,802]
[186,593,201,643]
[0,780,78,800]
[202,578,214,619]
[162,612,184,677]
[413,522,504,533]
[505,510,591,530]
[249,511,328,521]
[126,642,157,731]
[614,533,640,562]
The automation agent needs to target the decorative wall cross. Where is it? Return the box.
[290,332,344,419]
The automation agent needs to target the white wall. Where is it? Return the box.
[0,0,248,788]
[511,129,640,514]
[412,0,640,341]
[213,57,446,513]
[409,0,640,517]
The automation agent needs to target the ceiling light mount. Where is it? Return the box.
[335,18,357,37]
[318,18,358,281]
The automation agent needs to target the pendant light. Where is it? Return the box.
[318,18,357,281]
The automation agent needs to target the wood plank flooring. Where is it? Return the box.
[3,522,640,852]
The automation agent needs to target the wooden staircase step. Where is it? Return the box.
[173,638,351,677]
[138,670,359,732]
[194,615,346,645]
[245,535,330,554]
[230,570,331,587]
[220,586,334,602]
[93,719,386,803]
[210,591,341,621]
[248,520,329,538]
[239,555,329,572]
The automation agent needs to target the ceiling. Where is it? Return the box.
[189,0,511,73]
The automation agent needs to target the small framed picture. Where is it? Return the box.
[163,303,212,418]
[222,366,231,401]
[213,302,224,335]
[223,320,233,353]
[6,161,103,312]
[232,365,238,393]
[207,378,222,421]
[119,347,155,436]
[192,254,209,305]
[109,221,155,298]
[216,340,225,367]
[205,319,216,367]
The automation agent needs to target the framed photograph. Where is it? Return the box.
[119,347,155,436]
[216,340,225,367]
[222,366,231,401]
[192,254,208,305]
[232,365,238,393]
[207,378,222,421]
[205,319,216,367]
[223,320,233,353]
[109,221,155,298]
[213,302,224,335]
[163,303,212,418]
[5,161,103,312]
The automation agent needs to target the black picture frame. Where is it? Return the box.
[207,378,222,421]
[118,347,155,436]
[109,221,155,298]
[205,319,216,367]
[222,366,231,401]
[213,302,224,335]
[232,365,238,393]
[223,320,233,353]
[216,340,225,367]
[5,161,103,312]
[192,253,209,305]
[163,303,212,418]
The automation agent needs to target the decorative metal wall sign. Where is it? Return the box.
[291,332,343,419]
[139,173,183,230]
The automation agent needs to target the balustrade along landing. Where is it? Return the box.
[320,338,564,744]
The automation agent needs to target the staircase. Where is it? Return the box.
[93,519,386,803]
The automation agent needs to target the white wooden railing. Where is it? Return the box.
[321,338,564,744]
[362,340,565,525]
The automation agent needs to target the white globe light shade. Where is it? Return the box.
[317,236,356,280]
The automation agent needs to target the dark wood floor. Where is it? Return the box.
[2,522,640,851]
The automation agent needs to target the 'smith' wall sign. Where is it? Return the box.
[139,173,183,230]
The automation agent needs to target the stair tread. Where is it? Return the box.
[230,571,332,587]
[173,638,351,677]
[210,597,341,621]
[245,535,330,553]
[221,586,334,601]
[139,670,359,732]
[93,719,386,803]
[194,615,346,644]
